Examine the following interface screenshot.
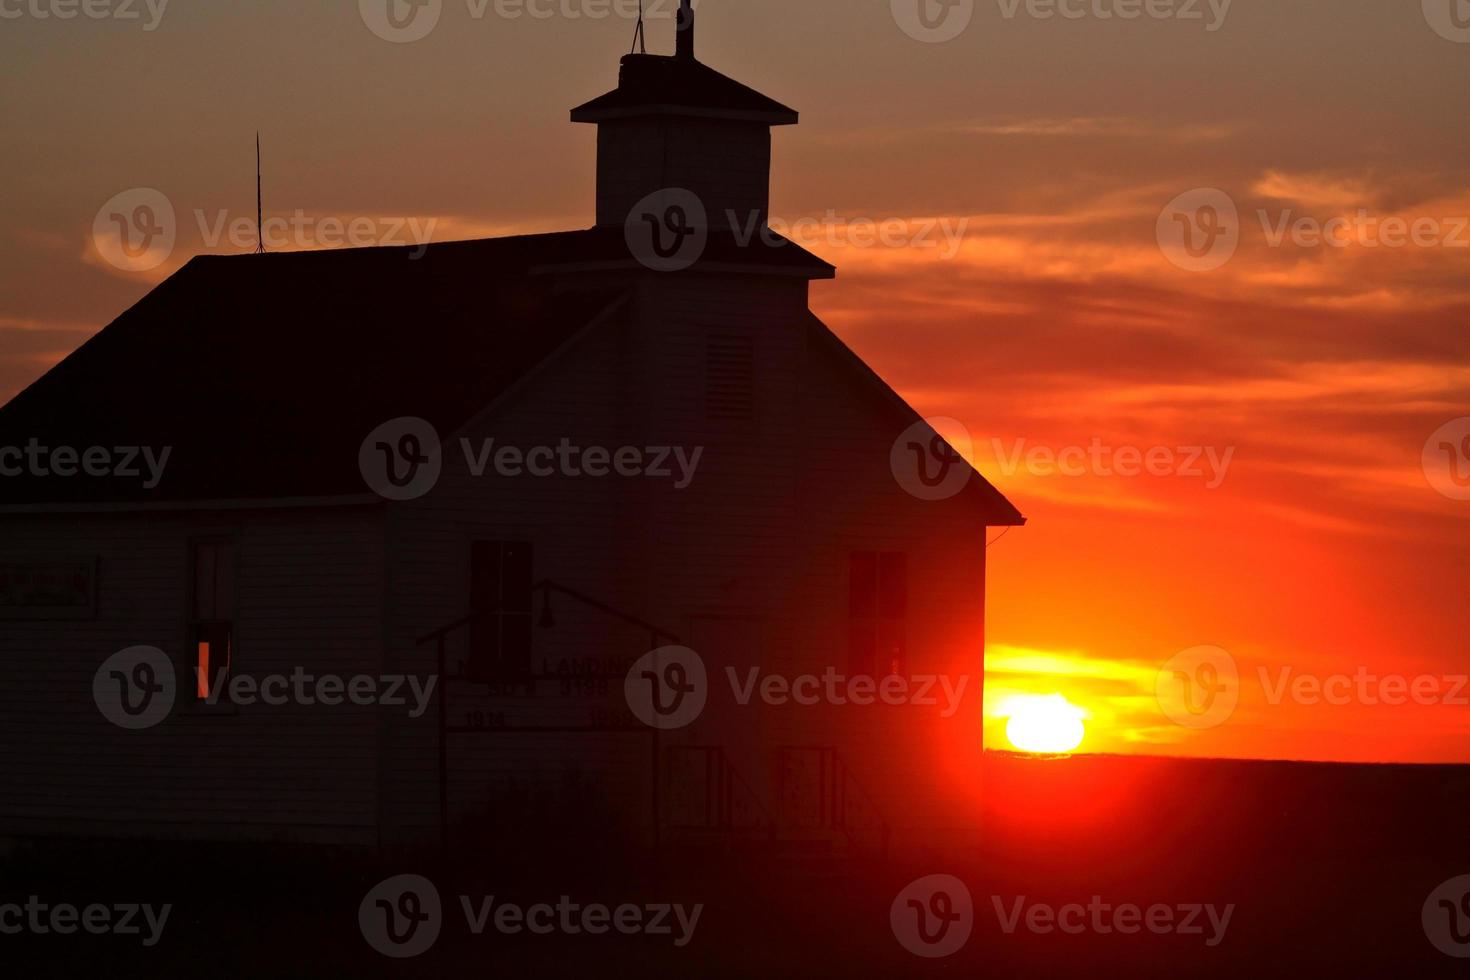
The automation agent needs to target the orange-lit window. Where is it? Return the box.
[848,551,907,677]
[188,539,235,701]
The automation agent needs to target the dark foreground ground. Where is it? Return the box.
[4,753,1468,978]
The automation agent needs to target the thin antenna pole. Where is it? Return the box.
[255,132,265,254]
[630,0,646,54]
[676,0,693,60]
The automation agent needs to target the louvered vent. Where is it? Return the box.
[705,335,755,421]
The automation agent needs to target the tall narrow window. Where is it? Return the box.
[468,541,534,681]
[705,334,754,421]
[847,551,907,677]
[189,538,235,701]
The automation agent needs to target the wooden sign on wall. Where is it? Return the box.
[0,557,98,619]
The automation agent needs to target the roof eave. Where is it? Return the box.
[529,258,834,280]
[570,103,798,126]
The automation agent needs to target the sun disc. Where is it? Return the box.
[1004,694,1086,754]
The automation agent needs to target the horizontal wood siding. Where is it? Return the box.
[380,273,999,845]
[382,298,661,842]
[0,506,386,842]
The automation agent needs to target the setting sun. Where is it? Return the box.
[1002,695,1087,755]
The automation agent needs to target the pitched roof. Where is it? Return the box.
[571,54,799,125]
[0,228,830,507]
[806,314,1026,527]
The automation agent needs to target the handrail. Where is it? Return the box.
[831,752,890,857]
[666,745,776,839]
[776,745,890,860]
[722,752,776,835]
[412,579,679,859]
[416,578,680,646]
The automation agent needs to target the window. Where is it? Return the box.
[468,541,534,681]
[705,334,754,421]
[188,538,235,701]
[847,551,906,677]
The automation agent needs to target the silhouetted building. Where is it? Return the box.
[0,5,1022,856]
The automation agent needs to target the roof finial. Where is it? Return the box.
[675,0,694,60]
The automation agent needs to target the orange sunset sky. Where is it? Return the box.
[3,1,1468,763]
